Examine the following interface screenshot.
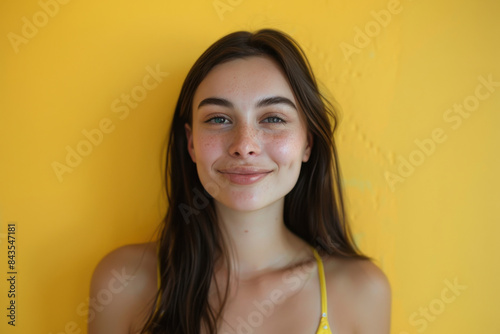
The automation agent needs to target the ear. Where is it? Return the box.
[185,123,196,163]
[302,132,313,162]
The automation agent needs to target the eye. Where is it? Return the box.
[262,116,285,124]
[206,116,230,124]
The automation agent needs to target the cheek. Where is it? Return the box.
[193,133,223,166]
[266,132,307,167]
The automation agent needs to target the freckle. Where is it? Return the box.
[244,230,248,233]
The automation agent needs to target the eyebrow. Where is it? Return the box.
[197,96,297,110]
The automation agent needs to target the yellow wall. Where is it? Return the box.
[1,0,499,333]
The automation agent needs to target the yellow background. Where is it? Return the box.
[1,0,499,333]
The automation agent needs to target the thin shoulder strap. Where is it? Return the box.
[311,246,328,316]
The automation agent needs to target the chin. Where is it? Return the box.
[218,197,264,212]
[216,192,285,213]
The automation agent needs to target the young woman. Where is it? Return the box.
[89,29,391,334]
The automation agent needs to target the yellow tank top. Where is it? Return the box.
[156,245,334,334]
[311,246,334,334]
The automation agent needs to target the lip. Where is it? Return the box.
[217,167,272,185]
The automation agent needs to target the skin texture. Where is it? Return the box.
[186,55,312,214]
[88,56,391,334]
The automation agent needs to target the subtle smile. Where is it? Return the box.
[217,167,272,185]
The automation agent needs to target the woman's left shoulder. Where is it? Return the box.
[324,255,390,295]
[322,254,391,332]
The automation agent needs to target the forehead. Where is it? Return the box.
[192,55,296,108]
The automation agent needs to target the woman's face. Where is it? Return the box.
[186,55,312,212]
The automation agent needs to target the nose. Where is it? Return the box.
[228,123,261,158]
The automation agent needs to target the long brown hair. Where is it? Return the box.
[142,28,367,334]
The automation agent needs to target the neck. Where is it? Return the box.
[214,199,310,280]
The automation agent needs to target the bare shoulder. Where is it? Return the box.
[88,242,159,334]
[324,255,391,297]
[323,255,391,334]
